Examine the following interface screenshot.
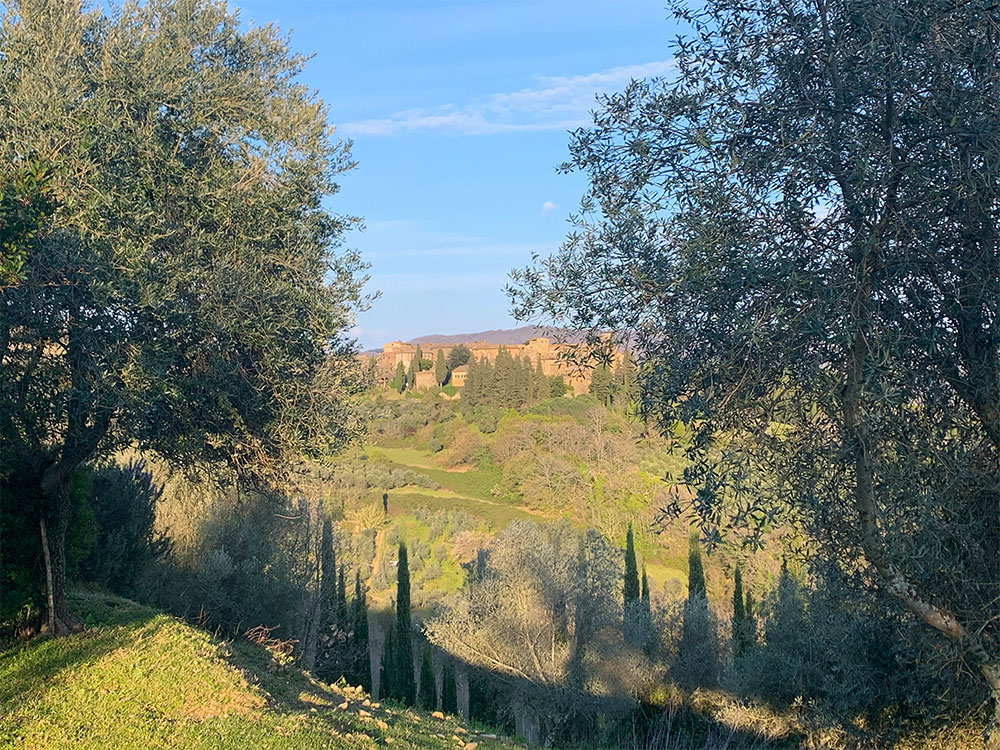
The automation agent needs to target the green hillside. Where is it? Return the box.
[0,591,513,750]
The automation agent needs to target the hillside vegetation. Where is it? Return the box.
[3,0,998,747]
[0,590,511,750]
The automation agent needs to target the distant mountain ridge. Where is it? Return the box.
[405,326,587,347]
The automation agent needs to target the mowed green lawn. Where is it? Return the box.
[0,591,514,750]
[368,446,503,503]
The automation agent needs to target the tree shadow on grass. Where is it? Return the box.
[224,633,346,714]
[0,589,156,708]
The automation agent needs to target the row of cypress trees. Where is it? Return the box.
[623,524,652,649]
[588,352,640,407]
[381,542,458,711]
[418,642,456,713]
[463,348,566,408]
[315,518,371,691]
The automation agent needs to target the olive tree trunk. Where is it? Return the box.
[38,482,83,636]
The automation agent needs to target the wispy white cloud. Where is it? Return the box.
[541,201,557,215]
[341,60,673,137]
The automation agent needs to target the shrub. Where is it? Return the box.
[79,460,169,597]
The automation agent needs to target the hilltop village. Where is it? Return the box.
[368,336,621,394]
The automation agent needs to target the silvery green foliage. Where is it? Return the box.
[510,0,1000,735]
[427,521,651,744]
[1,0,368,630]
[1,0,369,483]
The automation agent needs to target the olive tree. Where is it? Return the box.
[511,0,1000,742]
[427,521,643,745]
[0,0,367,634]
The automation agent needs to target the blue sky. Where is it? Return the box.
[234,0,679,350]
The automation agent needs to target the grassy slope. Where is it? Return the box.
[371,445,694,596]
[0,591,515,750]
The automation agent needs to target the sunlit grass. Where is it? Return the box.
[387,490,534,528]
[0,591,514,750]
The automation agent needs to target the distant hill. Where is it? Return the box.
[406,326,587,347]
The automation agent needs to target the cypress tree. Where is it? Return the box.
[391,361,405,392]
[534,358,546,402]
[351,570,371,691]
[320,519,336,612]
[613,351,639,407]
[732,566,748,657]
[524,357,536,405]
[589,362,613,405]
[468,671,501,726]
[744,590,758,647]
[406,354,417,390]
[314,519,338,682]
[380,626,396,701]
[641,566,651,615]
[687,531,706,598]
[676,531,716,687]
[441,659,458,715]
[336,565,347,626]
[493,347,512,406]
[435,349,447,385]
[464,358,480,406]
[418,642,436,710]
[638,565,654,654]
[515,356,531,407]
[624,525,641,606]
[395,542,416,705]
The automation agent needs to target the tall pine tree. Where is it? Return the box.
[395,543,416,705]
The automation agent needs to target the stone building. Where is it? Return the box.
[413,370,437,389]
[449,365,469,387]
[371,336,621,395]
